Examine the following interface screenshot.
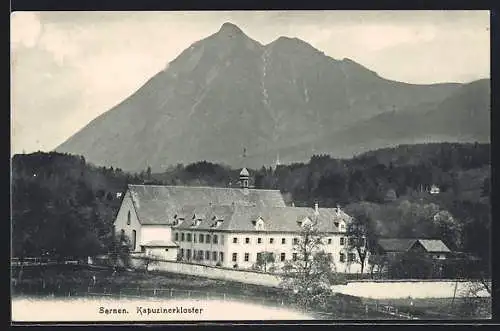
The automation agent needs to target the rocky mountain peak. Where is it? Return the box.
[217,22,246,38]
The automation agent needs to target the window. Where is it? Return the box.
[328,238,332,244]
[199,234,204,243]
[165,248,169,252]
[213,235,218,244]
[340,252,346,262]
[257,252,262,261]
[127,211,131,225]
[181,248,184,258]
[187,249,191,260]
[327,253,332,261]
[181,233,185,242]
[348,253,356,262]
[257,238,262,244]
[292,253,297,261]
[205,251,210,260]
[219,252,224,262]
[245,237,250,244]
[233,237,238,243]
[194,234,197,243]
[232,253,238,262]
[175,232,179,241]
[293,238,298,245]
[282,238,286,244]
[206,235,211,243]
[198,251,204,260]
[221,235,224,245]
[348,238,355,246]
[141,246,146,253]
[244,253,249,262]
[120,229,125,240]
[340,237,345,246]
[131,230,137,250]
[269,238,274,244]
[187,233,192,242]
[192,249,196,259]
[280,253,286,261]
[213,251,217,261]
[360,238,366,246]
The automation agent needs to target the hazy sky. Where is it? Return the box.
[11,11,490,155]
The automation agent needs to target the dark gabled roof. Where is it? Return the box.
[378,238,451,253]
[378,239,417,252]
[127,184,286,225]
[173,205,352,233]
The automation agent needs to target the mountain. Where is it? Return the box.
[55,22,485,172]
[302,79,490,158]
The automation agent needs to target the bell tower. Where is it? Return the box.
[239,147,249,189]
[239,168,249,189]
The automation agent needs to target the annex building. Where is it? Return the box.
[113,168,367,273]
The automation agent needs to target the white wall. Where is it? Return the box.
[114,191,141,252]
[130,257,490,299]
[131,256,281,287]
[141,225,173,245]
[143,246,178,261]
[331,280,492,299]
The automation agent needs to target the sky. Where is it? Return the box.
[11,11,490,155]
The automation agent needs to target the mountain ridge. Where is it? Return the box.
[55,22,488,172]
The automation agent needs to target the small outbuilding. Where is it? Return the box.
[140,240,179,261]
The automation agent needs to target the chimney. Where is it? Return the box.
[314,202,319,215]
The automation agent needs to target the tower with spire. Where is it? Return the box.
[239,147,249,189]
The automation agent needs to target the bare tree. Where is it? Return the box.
[280,223,338,310]
[255,251,275,272]
[345,209,377,276]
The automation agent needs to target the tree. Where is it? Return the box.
[255,251,276,272]
[280,223,338,310]
[108,232,131,269]
[345,207,377,277]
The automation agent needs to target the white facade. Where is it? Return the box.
[141,226,173,246]
[173,229,370,274]
[114,191,141,252]
[113,185,370,274]
[142,246,179,261]
[113,191,172,253]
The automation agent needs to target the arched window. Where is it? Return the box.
[131,230,137,251]
[127,211,131,225]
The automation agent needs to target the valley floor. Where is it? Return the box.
[11,264,491,320]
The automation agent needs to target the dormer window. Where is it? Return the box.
[214,220,223,228]
[255,217,265,231]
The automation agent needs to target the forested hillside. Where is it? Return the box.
[11,143,490,267]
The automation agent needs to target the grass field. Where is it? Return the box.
[11,264,491,320]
